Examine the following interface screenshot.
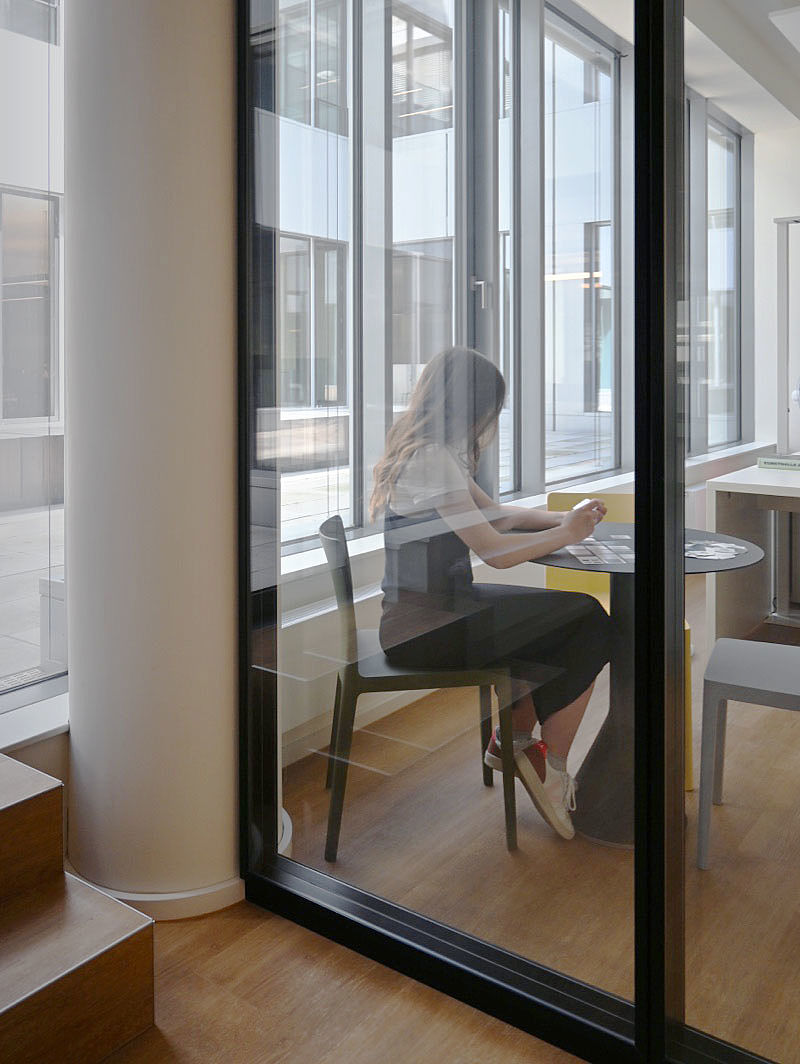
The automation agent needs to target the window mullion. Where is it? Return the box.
[687,91,709,456]
[517,0,545,496]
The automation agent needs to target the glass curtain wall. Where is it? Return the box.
[497,0,515,492]
[0,0,66,701]
[244,1,800,1059]
[685,94,745,457]
[680,9,800,1063]
[705,119,740,448]
[544,11,617,483]
[390,1,456,415]
[239,0,800,1059]
[255,0,627,556]
[252,0,352,544]
[246,0,641,1018]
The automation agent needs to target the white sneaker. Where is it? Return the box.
[485,734,577,840]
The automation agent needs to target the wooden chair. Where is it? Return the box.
[697,638,800,868]
[546,491,695,790]
[319,515,520,863]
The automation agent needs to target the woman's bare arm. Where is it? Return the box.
[466,478,605,532]
[436,491,602,569]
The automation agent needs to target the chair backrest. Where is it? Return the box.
[319,515,358,664]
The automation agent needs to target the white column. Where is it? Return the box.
[65,0,242,918]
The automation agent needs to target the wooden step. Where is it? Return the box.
[0,873,154,1064]
[0,753,63,902]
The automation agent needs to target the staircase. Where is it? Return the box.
[0,753,154,1063]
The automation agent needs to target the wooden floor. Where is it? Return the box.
[283,576,800,1063]
[104,903,579,1063]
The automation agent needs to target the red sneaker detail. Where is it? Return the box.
[484,733,498,764]
[520,740,547,784]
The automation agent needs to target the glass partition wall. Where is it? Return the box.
[680,7,800,1063]
[241,1,797,1060]
[0,2,66,705]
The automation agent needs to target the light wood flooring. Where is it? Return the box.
[283,576,800,1063]
[104,902,580,1063]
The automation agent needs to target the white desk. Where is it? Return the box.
[706,465,800,645]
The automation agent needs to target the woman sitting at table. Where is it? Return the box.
[371,347,611,838]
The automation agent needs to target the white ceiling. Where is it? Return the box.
[684,21,796,131]
[731,0,800,66]
[769,7,800,53]
[687,0,800,126]
[573,0,800,130]
[570,0,633,43]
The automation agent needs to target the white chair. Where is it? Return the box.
[697,637,800,869]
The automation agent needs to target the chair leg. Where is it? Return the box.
[697,683,724,870]
[325,675,357,863]
[325,674,343,790]
[479,685,493,787]
[712,698,728,806]
[496,677,517,852]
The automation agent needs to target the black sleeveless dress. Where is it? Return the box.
[379,505,611,723]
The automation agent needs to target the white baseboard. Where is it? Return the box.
[64,860,245,921]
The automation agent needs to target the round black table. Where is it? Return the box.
[534,522,764,847]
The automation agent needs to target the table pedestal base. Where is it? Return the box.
[572,572,635,848]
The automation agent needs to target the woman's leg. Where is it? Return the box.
[510,680,594,758]
[540,681,594,758]
[471,584,609,751]
[509,682,537,734]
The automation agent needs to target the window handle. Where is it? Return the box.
[470,276,488,310]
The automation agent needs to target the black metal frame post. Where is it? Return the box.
[236,0,253,877]
[633,0,686,1058]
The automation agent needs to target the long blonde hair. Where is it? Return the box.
[370,347,506,520]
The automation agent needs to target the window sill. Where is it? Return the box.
[0,693,69,754]
[684,440,774,484]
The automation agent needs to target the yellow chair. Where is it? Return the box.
[546,491,694,791]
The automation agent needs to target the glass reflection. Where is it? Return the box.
[254,0,352,542]
[246,1,800,1056]
[544,13,616,482]
[0,10,65,696]
[391,1,455,417]
[250,0,637,1005]
[681,8,800,1064]
[497,0,515,493]
[706,119,740,448]
[372,348,610,843]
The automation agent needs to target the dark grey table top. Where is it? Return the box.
[535,522,764,576]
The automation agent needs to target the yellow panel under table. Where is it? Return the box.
[546,491,694,791]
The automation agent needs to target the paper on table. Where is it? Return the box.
[558,537,746,566]
[684,540,747,561]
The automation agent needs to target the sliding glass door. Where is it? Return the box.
[679,8,800,1063]
[237,0,790,1060]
